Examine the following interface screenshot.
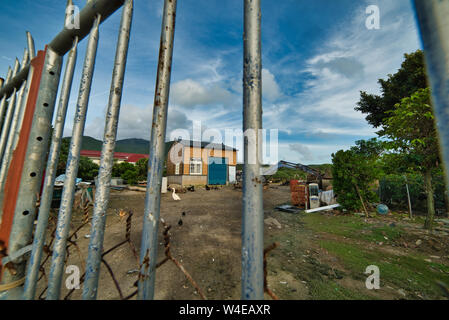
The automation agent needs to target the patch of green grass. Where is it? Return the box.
[307,278,374,300]
[320,240,449,299]
[303,213,404,244]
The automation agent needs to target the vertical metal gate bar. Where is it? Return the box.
[46,15,101,300]
[23,38,78,300]
[137,0,177,300]
[0,50,30,188]
[0,92,17,165]
[241,0,264,300]
[414,0,449,187]
[0,60,21,162]
[26,32,36,61]
[0,47,63,300]
[83,0,133,300]
[0,68,13,133]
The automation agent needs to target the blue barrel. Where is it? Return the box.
[377,204,389,215]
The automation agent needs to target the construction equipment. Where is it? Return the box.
[278,160,324,188]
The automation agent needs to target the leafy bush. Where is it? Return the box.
[332,140,382,211]
[380,171,446,212]
[122,169,138,185]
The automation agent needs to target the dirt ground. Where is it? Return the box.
[36,185,449,300]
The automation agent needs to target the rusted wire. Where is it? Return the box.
[101,258,124,300]
[159,219,207,300]
[39,209,207,300]
[264,242,280,300]
[64,210,138,300]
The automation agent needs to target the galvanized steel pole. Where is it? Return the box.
[137,0,177,300]
[414,1,449,189]
[0,68,13,132]
[0,48,63,300]
[23,39,78,300]
[26,32,36,61]
[0,60,20,162]
[0,50,30,188]
[47,16,101,300]
[83,0,133,300]
[0,92,17,164]
[242,0,264,300]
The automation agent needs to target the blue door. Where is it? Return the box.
[208,157,227,185]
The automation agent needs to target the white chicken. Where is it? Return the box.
[172,188,181,201]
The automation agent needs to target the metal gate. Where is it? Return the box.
[208,157,227,185]
[0,0,448,300]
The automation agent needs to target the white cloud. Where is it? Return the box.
[262,69,281,101]
[289,143,314,161]
[171,78,234,108]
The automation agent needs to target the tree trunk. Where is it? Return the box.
[354,183,369,217]
[424,169,435,230]
[444,184,449,218]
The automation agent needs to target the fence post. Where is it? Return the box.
[0,68,13,134]
[46,15,101,300]
[22,38,78,300]
[137,0,177,300]
[0,59,20,163]
[414,1,449,190]
[0,50,30,188]
[0,47,63,300]
[242,0,264,300]
[83,0,133,300]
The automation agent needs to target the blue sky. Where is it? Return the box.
[0,0,421,164]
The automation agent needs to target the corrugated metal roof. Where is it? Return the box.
[80,150,149,163]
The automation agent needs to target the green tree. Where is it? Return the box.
[112,162,135,178]
[77,156,99,181]
[122,169,138,185]
[356,50,428,129]
[135,158,148,181]
[56,139,99,181]
[383,88,440,229]
[332,140,382,212]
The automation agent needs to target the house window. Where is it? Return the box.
[190,158,202,175]
[175,163,180,175]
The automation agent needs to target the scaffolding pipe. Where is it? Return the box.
[242,0,264,300]
[0,60,20,163]
[26,32,35,61]
[414,1,449,189]
[22,38,78,300]
[46,16,101,300]
[137,0,177,300]
[0,50,30,188]
[0,68,13,133]
[0,0,125,100]
[0,92,17,165]
[83,0,133,300]
[0,48,63,300]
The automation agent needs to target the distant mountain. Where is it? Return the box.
[115,138,150,154]
[62,136,174,155]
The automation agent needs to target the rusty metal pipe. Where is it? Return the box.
[242,0,264,300]
[83,0,133,300]
[46,16,101,300]
[137,0,178,300]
